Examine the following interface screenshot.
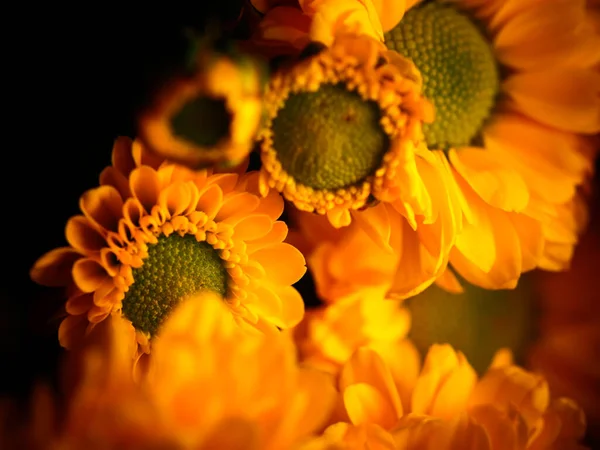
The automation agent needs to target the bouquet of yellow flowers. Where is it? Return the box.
[3,1,599,448]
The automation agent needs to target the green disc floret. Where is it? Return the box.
[385,1,500,150]
[122,234,228,336]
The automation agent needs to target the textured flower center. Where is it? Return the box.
[385,1,499,150]
[171,96,231,147]
[122,234,228,336]
[271,83,390,190]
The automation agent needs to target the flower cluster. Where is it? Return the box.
[6,0,599,448]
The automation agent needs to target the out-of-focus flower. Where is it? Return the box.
[30,137,306,358]
[138,43,266,169]
[313,344,588,449]
[294,295,415,378]
[259,33,464,299]
[290,213,396,303]
[248,0,409,56]
[4,293,336,449]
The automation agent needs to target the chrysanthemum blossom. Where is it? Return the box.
[4,294,336,450]
[138,46,265,169]
[30,137,306,356]
[259,33,464,298]
[278,0,599,294]
[382,0,600,290]
[311,344,588,449]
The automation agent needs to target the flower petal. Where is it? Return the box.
[253,243,307,285]
[30,248,81,287]
[504,70,600,133]
[79,185,124,233]
[130,166,162,212]
[72,258,108,293]
[66,215,107,253]
[449,148,529,212]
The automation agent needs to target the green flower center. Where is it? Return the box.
[271,83,390,190]
[171,96,231,147]
[385,1,500,150]
[122,233,228,336]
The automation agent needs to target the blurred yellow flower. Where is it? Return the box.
[31,137,306,357]
[5,293,336,449]
[249,0,407,55]
[138,45,266,169]
[294,295,414,377]
[315,344,588,449]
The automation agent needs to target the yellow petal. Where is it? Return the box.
[369,0,406,31]
[494,0,600,70]
[344,383,399,428]
[65,293,94,315]
[196,183,224,220]
[469,365,550,431]
[246,221,289,254]
[129,166,162,212]
[58,315,89,349]
[450,202,524,290]
[66,215,107,253]
[30,247,81,287]
[111,136,136,175]
[272,368,337,445]
[434,267,464,294]
[79,185,124,233]
[449,148,529,212]
[483,113,591,204]
[158,181,194,219]
[253,243,307,285]
[504,70,600,133]
[99,166,130,199]
[430,358,478,419]
[216,192,261,222]
[233,215,274,241]
[271,285,305,328]
[72,258,108,293]
[340,348,403,423]
[411,344,464,416]
[351,203,393,252]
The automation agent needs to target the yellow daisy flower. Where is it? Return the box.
[381,0,600,289]
[138,43,266,169]
[311,344,588,449]
[257,33,465,298]
[4,293,336,449]
[30,137,306,356]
